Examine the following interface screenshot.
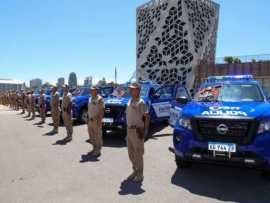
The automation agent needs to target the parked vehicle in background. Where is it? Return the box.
[72,86,114,123]
[173,75,270,178]
[102,81,189,137]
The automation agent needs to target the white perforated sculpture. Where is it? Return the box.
[136,0,219,94]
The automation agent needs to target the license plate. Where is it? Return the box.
[169,107,182,126]
[208,142,236,153]
[102,118,114,123]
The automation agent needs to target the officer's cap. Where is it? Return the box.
[129,82,141,89]
[91,85,98,90]
[62,84,69,89]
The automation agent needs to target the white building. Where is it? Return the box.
[136,0,219,94]
[0,79,25,92]
[84,76,93,87]
[30,78,42,89]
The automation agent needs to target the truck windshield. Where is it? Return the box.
[101,87,114,97]
[195,84,264,102]
[79,88,90,96]
[112,85,149,98]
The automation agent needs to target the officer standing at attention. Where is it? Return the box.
[21,91,26,114]
[87,86,104,157]
[50,86,60,134]
[39,89,46,124]
[30,90,36,120]
[26,91,31,117]
[61,85,73,142]
[126,82,149,182]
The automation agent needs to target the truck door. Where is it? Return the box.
[150,85,175,121]
[170,86,191,126]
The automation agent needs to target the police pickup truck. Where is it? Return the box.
[102,81,188,136]
[72,86,114,123]
[172,75,270,177]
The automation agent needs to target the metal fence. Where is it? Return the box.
[215,54,270,64]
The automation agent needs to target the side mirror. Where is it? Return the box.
[176,96,189,105]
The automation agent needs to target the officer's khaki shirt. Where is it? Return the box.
[51,92,59,111]
[88,95,104,119]
[39,93,46,106]
[126,98,147,128]
[31,94,35,106]
[61,92,72,112]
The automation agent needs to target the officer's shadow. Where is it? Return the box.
[43,131,57,136]
[79,153,100,163]
[118,179,145,195]
[52,139,71,146]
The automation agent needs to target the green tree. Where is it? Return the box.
[251,58,256,63]
[224,56,234,64]
[233,57,242,63]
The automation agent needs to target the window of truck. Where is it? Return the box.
[195,84,264,102]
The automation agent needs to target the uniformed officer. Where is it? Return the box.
[26,91,31,117]
[39,89,46,124]
[61,85,73,142]
[30,90,36,120]
[21,91,26,114]
[126,82,149,182]
[50,86,60,134]
[87,86,105,156]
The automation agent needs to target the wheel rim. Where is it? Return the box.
[82,111,88,123]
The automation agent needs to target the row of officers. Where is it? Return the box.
[0,83,149,183]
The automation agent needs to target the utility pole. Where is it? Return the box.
[115,66,118,85]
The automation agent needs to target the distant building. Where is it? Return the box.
[84,76,93,87]
[68,72,77,89]
[57,77,65,87]
[0,79,25,92]
[30,78,42,89]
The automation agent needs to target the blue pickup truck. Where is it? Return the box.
[172,75,270,177]
[102,81,189,136]
[72,86,114,123]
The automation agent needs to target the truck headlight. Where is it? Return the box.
[258,121,270,134]
[179,118,192,130]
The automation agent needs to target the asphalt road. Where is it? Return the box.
[0,105,270,203]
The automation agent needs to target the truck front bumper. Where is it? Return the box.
[173,127,270,169]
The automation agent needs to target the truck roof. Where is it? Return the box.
[202,75,261,87]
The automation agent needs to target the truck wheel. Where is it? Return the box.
[102,127,107,136]
[261,168,270,180]
[175,155,191,169]
[80,108,88,124]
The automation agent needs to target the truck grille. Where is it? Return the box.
[191,117,259,145]
[104,105,126,118]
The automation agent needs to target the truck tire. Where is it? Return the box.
[80,108,88,124]
[261,168,270,180]
[102,127,107,136]
[175,155,191,169]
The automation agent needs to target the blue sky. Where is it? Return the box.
[0,0,269,85]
